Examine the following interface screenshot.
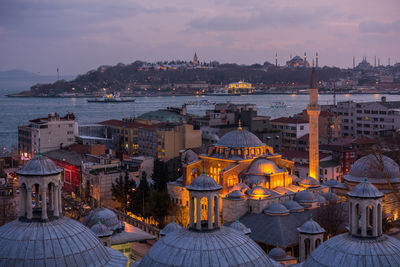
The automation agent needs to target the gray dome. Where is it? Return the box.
[244,175,265,187]
[83,208,123,232]
[322,179,340,187]
[135,226,282,267]
[264,203,290,215]
[0,217,127,266]
[268,247,287,260]
[247,186,273,198]
[160,220,182,236]
[315,194,327,205]
[91,222,113,238]
[299,177,320,188]
[304,233,400,267]
[297,218,325,234]
[231,182,250,193]
[227,220,252,235]
[294,190,316,203]
[247,159,283,174]
[322,192,340,202]
[347,180,384,199]
[16,156,63,176]
[283,200,304,212]
[216,129,265,148]
[345,154,400,184]
[227,190,246,199]
[186,173,222,191]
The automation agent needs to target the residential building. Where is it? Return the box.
[320,140,357,178]
[18,113,77,159]
[270,117,309,150]
[319,160,342,181]
[296,110,341,142]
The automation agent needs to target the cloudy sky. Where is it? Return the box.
[0,0,399,75]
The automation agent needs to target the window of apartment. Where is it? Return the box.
[320,169,323,175]
[69,124,73,127]
[350,152,355,158]
[379,111,386,115]
[325,169,327,175]
[356,110,362,113]
[380,118,384,121]
[300,126,304,130]
[364,124,370,128]
[356,117,362,121]
[357,123,362,127]
[364,110,370,114]
[364,131,370,134]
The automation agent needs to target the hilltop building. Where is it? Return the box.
[18,112,77,159]
[286,56,310,68]
[193,52,198,65]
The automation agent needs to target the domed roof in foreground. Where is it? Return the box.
[16,156,63,176]
[304,233,400,267]
[134,226,282,267]
[83,208,123,232]
[227,220,252,235]
[247,158,283,174]
[0,217,127,266]
[297,218,325,234]
[231,182,250,193]
[215,129,265,148]
[345,154,400,184]
[268,247,289,261]
[299,177,320,188]
[186,173,222,191]
[283,200,304,212]
[91,222,113,238]
[247,186,273,198]
[264,203,290,215]
[226,190,246,199]
[294,190,316,203]
[347,179,384,199]
[160,220,182,236]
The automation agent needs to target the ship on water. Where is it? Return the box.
[87,92,135,103]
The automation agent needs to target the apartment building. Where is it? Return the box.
[18,113,77,159]
[270,117,309,149]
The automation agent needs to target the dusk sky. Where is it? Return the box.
[0,0,399,75]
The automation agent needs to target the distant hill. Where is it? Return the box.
[0,69,41,79]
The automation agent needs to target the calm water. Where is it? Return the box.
[1,78,400,150]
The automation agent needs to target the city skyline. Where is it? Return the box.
[0,0,399,75]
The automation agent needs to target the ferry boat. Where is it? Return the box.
[87,93,135,103]
[270,101,287,108]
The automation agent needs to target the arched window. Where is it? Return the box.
[304,238,311,258]
[315,239,321,249]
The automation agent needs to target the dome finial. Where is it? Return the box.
[238,119,242,130]
[310,213,313,222]
[364,168,368,183]
[98,215,101,224]
[202,160,206,175]
[236,216,239,223]
[172,216,175,224]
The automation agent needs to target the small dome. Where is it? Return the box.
[244,175,265,187]
[264,203,290,215]
[347,179,384,198]
[315,194,327,205]
[216,129,265,148]
[227,220,251,235]
[247,158,283,174]
[345,154,400,184]
[247,186,272,198]
[91,222,113,238]
[231,182,250,193]
[16,156,63,176]
[83,208,123,232]
[304,233,400,267]
[160,220,182,236]
[322,179,340,187]
[226,190,245,199]
[322,192,340,202]
[294,190,316,203]
[299,177,320,188]
[297,218,325,234]
[283,200,305,212]
[268,247,287,260]
[186,173,222,191]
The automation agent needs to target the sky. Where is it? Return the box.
[0,0,399,75]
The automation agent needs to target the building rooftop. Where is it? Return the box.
[271,117,309,124]
[215,128,265,148]
[16,156,63,176]
[186,173,222,191]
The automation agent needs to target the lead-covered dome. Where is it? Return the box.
[160,220,182,236]
[83,208,123,232]
[304,233,400,267]
[247,158,283,174]
[216,129,265,148]
[297,218,325,234]
[264,203,290,216]
[345,154,400,184]
[0,217,127,266]
[134,226,282,267]
[347,180,384,199]
[247,186,273,198]
[186,173,222,191]
[294,190,316,204]
[16,156,63,176]
[299,177,320,188]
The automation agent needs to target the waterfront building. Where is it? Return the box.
[228,81,253,94]
[270,117,309,150]
[0,155,127,266]
[18,112,77,159]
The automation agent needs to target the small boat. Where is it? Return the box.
[185,99,216,106]
[270,101,287,108]
[87,93,135,103]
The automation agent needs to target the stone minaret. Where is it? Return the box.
[307,64,320,180]
[315,52,318,68]
[193,52,198,65]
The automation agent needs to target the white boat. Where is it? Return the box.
[270,101,287,108]
[87,92,135,103]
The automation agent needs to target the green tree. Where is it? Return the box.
[152,159,168,190]
[147,188,174,228]
[111,171,136,212]
[130,172,150,217]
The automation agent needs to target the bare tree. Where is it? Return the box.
[314,201,347,238]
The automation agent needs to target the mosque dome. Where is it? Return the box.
[227,220,252,235]
[264,203,290,216]
[0,217,127,266]
[247,186,272,198]
[322,192,340,202]
[231,182,250,193]
[294,190,316,204]
[322,179,340,187]
[345,154,400,184]
[186,173,222,191]
[268,247,288,260]
[83,208,123,232]
[134,226,282,267]
[297,218,325,235]
[315,194,327,205]
[160,220,182,236]
[244,175,265,188]
[216,129,265,148]
[247,159,283,174]
[226,190,246,200]
[303,234,400,267]
[283,200,304,212]
[298,177,320,188]
[16,156,63,176]
[347,180,384,198]
[91,221,113,238]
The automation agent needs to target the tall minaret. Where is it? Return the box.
[304,51,307,65]
[315,52,319,68]
[275,52,278,67]
[193,52,198,65]
[353,56,355,69]
[307,62,320,180]
[374,56,377,67]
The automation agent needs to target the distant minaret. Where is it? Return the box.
[316,52,319,68]
[193,52,198,65]
[307,62,320,181]
[275,52,278,67]
[353,56,355,69]
[388,57,391,66]
[374,56,376,67]
[378,57,380,66]
[304,51,307,65]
